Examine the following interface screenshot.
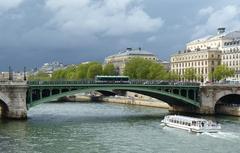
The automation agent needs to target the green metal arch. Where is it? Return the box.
[28,86,200,108]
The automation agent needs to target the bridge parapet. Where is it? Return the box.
[0,81,27,85]
[27,80,200,87]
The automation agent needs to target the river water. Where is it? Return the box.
[0,102,240,153]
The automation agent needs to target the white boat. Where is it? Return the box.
[161,115,221,133]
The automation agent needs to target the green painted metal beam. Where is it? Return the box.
[28,85,200,108]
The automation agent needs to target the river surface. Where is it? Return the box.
[0,102,240,153]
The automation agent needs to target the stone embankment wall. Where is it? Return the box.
[58,94,91,102]
[215,104,240,116]
[102,96,170,109]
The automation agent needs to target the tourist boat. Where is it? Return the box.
[161,115,221,133]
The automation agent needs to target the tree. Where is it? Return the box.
[124,57,168,80]
[211,65,235,81]
[87,63,103,79]
[28,71,50,80]
[147,62,167,80]
[166,71,179,81]
[103,63,116,75]
[183,68,196,81]
[52,69,66,80]
[75,64,90,79]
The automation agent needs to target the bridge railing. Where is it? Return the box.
[0,80,27,85]
[27,80,200,86]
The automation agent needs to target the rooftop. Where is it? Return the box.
[106,48,156,58]
[188,28,240,45]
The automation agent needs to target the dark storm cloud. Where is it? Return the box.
[0,0,240,71]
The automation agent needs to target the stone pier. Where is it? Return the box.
[0,82,28,119]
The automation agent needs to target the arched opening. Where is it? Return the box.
[188,90,194,100]
[180,89,187,97]
[52,89,60,95]
[173,89,179,95]
[62,89,69,93]
[32,89,41,101]
[0,100,9,118]
[42,89,50,98]
[216,94,240,105]
[215,94,240,115]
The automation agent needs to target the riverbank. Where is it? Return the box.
[102,96,170,109]
[58,94,91,102]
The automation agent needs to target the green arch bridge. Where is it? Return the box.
[27,80,200,108]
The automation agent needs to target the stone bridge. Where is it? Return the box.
[0,81,240,119]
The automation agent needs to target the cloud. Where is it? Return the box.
[0,0,24,13]
[45,0,163,37]
[193,5,240,38]
[198,6,213,16]
[147,36,157,42]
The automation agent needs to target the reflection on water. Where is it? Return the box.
[0,102,240,153]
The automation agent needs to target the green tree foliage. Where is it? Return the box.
[124,57,167,80]
[183,68,196,81]
[28,71,50,80]
[87,63,103,79]
[210,64,235,81]
[148,62,167,80]
[166,71,179,81]
[51,62,103,80]
[75,63,89,79]
[52,69,66,80]
[103,63,116,75]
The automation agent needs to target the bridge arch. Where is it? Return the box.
[216,94,240,105]
[215,93,240,114]
[213,88,240,107]
[0,92,10,117]
[28,86,200,108]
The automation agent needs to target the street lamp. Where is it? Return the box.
[24,67,27,81]
[8,66,13,81]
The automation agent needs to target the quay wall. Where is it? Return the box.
[58,94,91,102]
[215,105,240,116]
[102,96,170,109]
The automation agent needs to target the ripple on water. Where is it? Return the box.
[0,103,240,153]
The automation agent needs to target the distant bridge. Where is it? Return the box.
[0,80,240,119]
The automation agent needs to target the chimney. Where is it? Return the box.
[217,27,225,34]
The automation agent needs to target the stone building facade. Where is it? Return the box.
[104,48,159,75]
[171,28,240,82]
[222,39,240,80]
[171,49,221,82]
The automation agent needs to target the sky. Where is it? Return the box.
[1,0,240,71]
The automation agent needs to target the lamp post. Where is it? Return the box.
[211,68,214,83]
[24,67,27,81]
[8,66,13,81]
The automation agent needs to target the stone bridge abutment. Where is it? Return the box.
[0,82,28,119]
[199,85,240,114]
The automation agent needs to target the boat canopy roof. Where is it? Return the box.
[167,115,207,122]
